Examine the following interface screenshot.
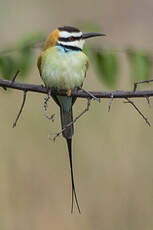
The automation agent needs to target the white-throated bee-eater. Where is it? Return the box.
[37,26,105,213]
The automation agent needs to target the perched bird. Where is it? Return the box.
[37,26,105,213]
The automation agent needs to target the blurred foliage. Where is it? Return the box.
[0,25,152,88]
[91,48,119,87]
[0,32,45,80]
[0,55,17,80]
[17,47,33,77]
[126,48,153,83]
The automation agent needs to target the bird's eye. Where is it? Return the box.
[69,36,74,41]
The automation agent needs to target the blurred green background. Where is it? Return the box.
[0,0,153,229]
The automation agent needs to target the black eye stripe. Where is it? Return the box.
[59,36,82,42]
[57,43,82,51]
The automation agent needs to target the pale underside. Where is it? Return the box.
[39,46,88,90]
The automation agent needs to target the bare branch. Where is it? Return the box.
[124,98,151,127]
[133,79,153,92]
[2,71,20,91]
[13,90,27,128]
[0,77,152,135]
[1,78,153,99]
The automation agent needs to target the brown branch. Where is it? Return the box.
[1,78,153,98]
[0,77,152,132]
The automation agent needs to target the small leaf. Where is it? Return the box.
[127,48,153,83]
[0,55,17,79]
[92,49,119,88]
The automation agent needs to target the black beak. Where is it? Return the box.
[82,32,106,39]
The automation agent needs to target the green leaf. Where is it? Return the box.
[0,55,17,79]
[127,48,153,82]
[17,47,33,77]
[0,32,45,80]
[15,32,45,77]
[92,49,119,88]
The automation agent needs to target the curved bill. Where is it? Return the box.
[82,32,106,39]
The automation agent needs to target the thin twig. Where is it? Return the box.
[78,87,100,102]
[53,98,91,142]
[133,79,153,92]
[145,96,151,107]
[10,70,20,85]
[133,78,153,108]
[43,90,55,122]
[2,70,20,91]
[108,93,114,112]
[13,90,27,128]
[124,98,151,127]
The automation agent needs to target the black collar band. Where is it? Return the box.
[57,44,82,52]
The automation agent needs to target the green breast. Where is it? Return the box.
[40,46,88,90]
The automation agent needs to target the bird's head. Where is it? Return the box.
[44,26,105,51]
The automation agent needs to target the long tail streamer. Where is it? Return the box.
[66,139,81,213]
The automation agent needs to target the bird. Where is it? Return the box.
[37,26,105,213]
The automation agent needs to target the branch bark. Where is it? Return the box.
[0,78,153,98]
